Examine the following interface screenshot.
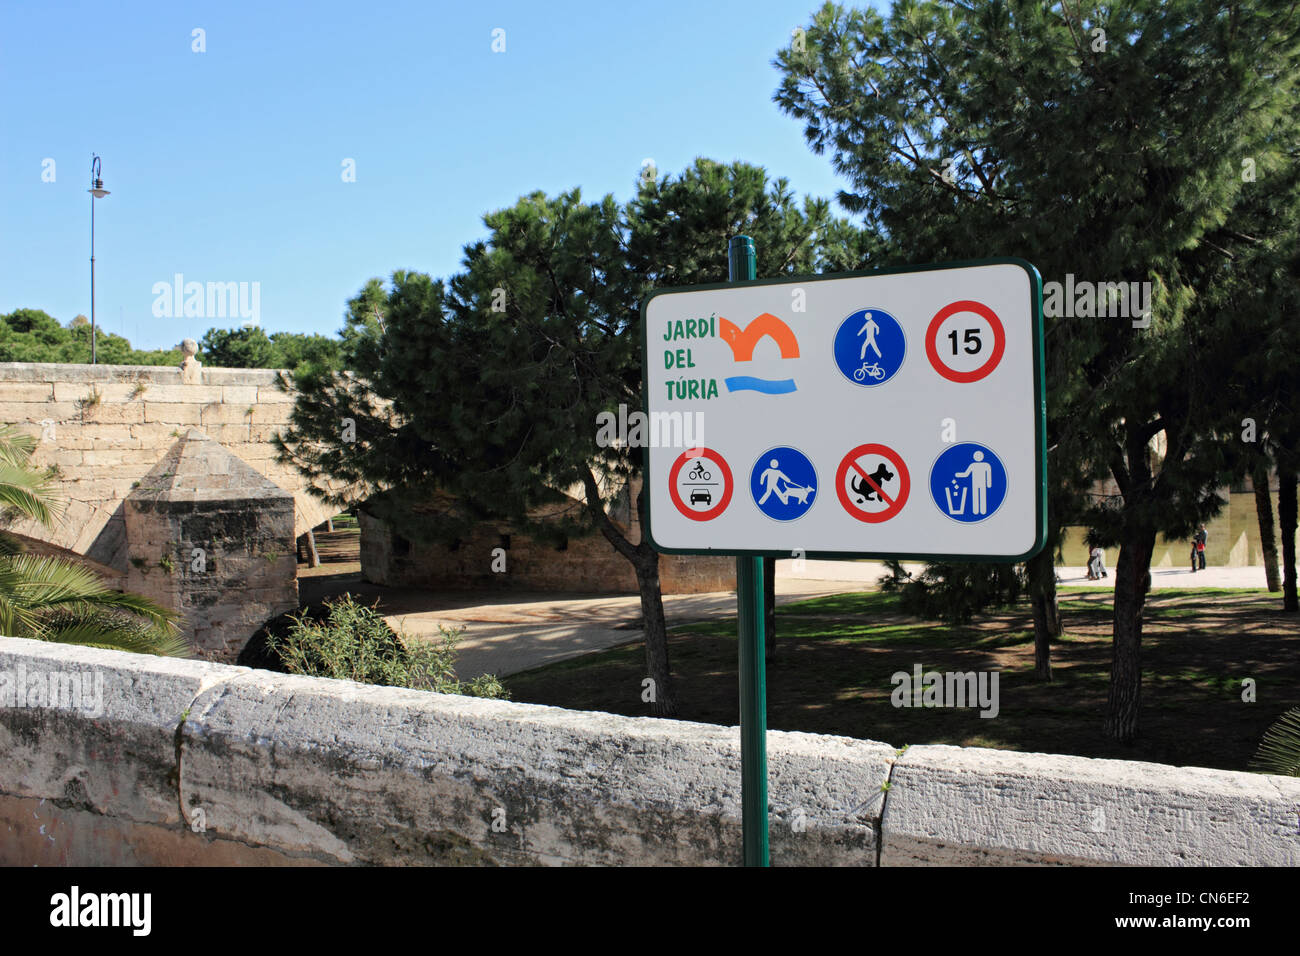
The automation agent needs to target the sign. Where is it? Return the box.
[930,442,1007,522]
[833,308,906,386]
[642,258,1045,559]
[750,446,818,521]
[925,299,1006,383]
[669,447,733,521]
[835,443,910,523]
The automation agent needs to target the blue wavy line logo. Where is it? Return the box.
[724,376,797,395]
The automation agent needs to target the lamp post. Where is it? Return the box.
[88,155,110,365]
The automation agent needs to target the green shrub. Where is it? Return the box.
[879,560,1026,625]
[264,595,508,699]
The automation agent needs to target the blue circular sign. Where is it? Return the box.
[929,442,1007,523]
[833,308,906,387]
[750,446,818,521]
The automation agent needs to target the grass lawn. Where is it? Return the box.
[505,587,1300,772]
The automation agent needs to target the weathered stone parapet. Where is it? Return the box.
[2,637,1295,867]
[0,362,287,387]
[880,743,1299,866]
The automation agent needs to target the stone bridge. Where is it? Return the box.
[0,361,334,658]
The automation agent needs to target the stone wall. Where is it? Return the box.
[3,636,1296,866]
[361,479,736,595]
[0,362,333,567]
[360,512,736,594]
[1061,473,1295,568]
[123,430,299,659]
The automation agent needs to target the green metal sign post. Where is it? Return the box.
[728,235,769,867]
[641,244,1045,868]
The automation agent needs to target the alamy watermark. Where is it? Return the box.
[151,273,260,326]
[595,403,704,449]
[890,664,999,718]
[49,886,150,935]
[0,664,104,717]
[1043,274,1152,328]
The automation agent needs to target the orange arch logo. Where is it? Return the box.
[720,313,800,361]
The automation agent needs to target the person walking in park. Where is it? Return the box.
[1089,544,1107,580]
[1195,525,1208,571]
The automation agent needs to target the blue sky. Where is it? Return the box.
[0,0,859,349]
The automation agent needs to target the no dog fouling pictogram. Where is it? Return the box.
[835,443,910,523]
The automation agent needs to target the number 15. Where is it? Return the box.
[948,328,982,355]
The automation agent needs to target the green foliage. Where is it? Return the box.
[278,158,870,526]
[0,309,182,365]
[200,326,341,371]
[0,309,343,371]
[879,560,1026,625]
[776,0,1300,738]
[775,0,1300,549]
[264,595,508,698]
[1251,707,1300,777]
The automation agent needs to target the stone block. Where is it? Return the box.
[250,403,294,424]
[0,637,235,826]
[144,403,202,424]
[220,385,260,405]
[0,382,54,402]
[4,401,80,422]
[82,402,146,424]
[879,744,1300,866]
[200,403,255,425]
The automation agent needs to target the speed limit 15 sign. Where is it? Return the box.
[640,258,1046,560]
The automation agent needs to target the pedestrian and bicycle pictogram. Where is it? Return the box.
[833,308,906,387]
[925,299,1006,383]
[749,446,817,521]
[669,447,733,521]
[930,441,1007,522]
[835,443,910,523]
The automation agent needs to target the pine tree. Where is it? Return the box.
[775,0,1300,741]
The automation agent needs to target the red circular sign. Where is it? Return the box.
[669,447,733,521]
[925,299,1006,383]
[835,443,910,523]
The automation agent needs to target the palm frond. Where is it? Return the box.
[0,531,25,556]
[33,610,192,658]
[0,555,177,626]
[0,425,38,467]
[1251,707,1300,777]
[0,462,62,527]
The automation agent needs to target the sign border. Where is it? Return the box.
[640,256,1047,563]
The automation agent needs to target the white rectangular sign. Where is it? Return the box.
[641,259,1045,559]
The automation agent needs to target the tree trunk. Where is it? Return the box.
[581,467,680,716]
[630,545,679,716]
[1253,461,1280,592]
[763,558,776,660]
[1105,530,1155,743]
[1279,460,1298,613]
[1027,547,1057,682]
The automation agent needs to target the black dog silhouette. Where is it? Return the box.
[852,463,895,503]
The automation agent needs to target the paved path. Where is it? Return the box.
[299,567,865,679]
[774,558,1270,590]
[299,557,1270,680]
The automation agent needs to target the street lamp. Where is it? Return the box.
[88,155,110,365]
